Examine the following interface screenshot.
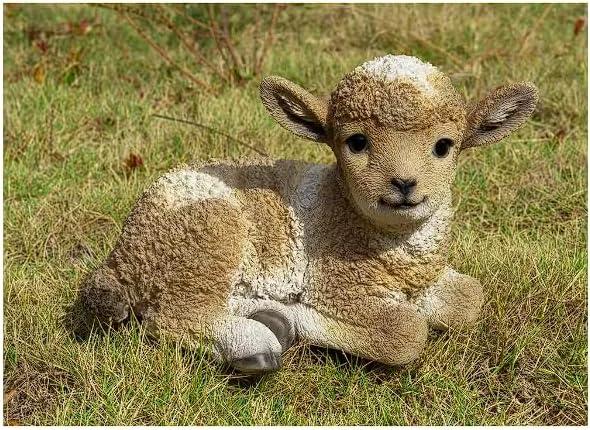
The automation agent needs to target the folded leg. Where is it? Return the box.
[229,297,296,352]
[143,309,283,374]
[211,315,283,373]
[290,298,428,366]
[412,267,483,330]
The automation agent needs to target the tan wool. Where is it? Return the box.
[77,54,539,373]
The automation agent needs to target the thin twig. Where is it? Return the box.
[252,4,262,76]
[102,3,230,85]
[255,4,283,75]
[101,3,278,87]
[207,5,233,84]
[170,3,210,31]
[123,14,217,95]
[518,4,553,56]
[218,6,245,81]
[156,4,231,84]
[97,3,170,30]
[152,113,268,157]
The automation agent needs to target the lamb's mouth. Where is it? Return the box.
[379,196,426,210]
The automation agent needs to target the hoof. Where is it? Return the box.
[250,310,295,352]
[230,352,282,374]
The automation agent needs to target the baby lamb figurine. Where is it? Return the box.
[80,55,538,373]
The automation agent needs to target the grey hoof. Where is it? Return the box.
[250,310,295,352]
[230,352,281,374]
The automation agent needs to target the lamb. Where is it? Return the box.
[79,54,538,373]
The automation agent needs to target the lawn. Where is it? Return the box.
[3,3,587,425]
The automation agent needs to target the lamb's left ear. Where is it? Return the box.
[260,76,328,143]
[462,82,539,149]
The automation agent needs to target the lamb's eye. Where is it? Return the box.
[433,138,454,158]
[346,134,369,153]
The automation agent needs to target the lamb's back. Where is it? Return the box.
[111,158,323,307]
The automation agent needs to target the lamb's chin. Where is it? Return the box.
[387,197,437,221]
[349,191,428,229]
[353,201,430,231]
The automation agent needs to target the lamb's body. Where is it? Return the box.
[83,157,480,369]
[81,54,537,372]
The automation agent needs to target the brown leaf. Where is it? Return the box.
[34,39,48,54]
[124,153,144,171]
[77,19,92,35]
[32,63,45,84]
[25,27,41,42]
[574,17,586,36]
[554,128,566,142]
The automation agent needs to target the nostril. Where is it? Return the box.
[391,177,417,194]
[405,178,417,188]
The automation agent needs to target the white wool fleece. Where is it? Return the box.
[356,54,438,94]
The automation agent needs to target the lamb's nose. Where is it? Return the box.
[391,177,417,195]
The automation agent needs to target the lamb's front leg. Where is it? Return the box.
[412,267,484,330]
[291,298,428,366]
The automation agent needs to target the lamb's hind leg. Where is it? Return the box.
[212,315,283,373]
[78,264,131,328]
[142,309,283,374]
[189,297,295,373]
[229,298,296,352]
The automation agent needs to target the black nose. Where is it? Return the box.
[391,177,417,195]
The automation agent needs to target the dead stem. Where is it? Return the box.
[156,4,231,85]
[152,113,269,157]
[518,4,554,56]
[123,14,217,95]
[255,4,284,76]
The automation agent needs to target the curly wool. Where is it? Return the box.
[76,53,542,372]
[356,54,438,94]
[330,56,466,131]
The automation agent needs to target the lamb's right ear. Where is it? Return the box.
[462,82,539,149]
[260,76,328,143]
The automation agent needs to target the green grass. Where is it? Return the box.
[3,3,587,425]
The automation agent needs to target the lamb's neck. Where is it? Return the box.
[398,201,453,255]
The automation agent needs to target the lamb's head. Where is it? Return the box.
[260,55,538,230]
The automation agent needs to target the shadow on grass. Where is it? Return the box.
[305,344,422,381]
[61,293,425,391]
